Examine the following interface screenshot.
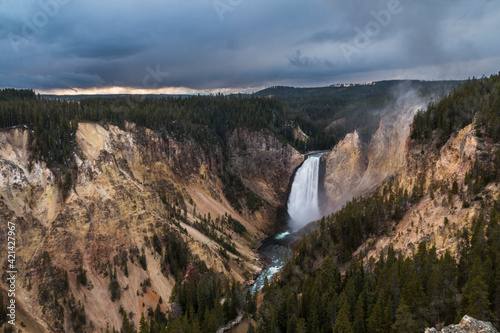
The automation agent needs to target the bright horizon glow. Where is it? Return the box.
[37,85,263,96]
[33,58,500,96]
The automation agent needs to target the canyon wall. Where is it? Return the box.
[0,123,300,332]
[321,102,423,213]
[320,100,499,263]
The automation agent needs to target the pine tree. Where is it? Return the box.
[353,292,366,333]
[461,274,492,321]
[309,286,322,332]
[120,311,136,333]
[367,295,384,333]
[441,251,458,325]
[245,290,256,316]
[320,257,341,294]
[202,308,219,333]
[382,295,394,332]
[401,264,427,327]
[333,294,354,333]
[139,313,149,333]
[287,314,298,333]
[191,316,201,333]
[296,318,307,333]
[392,298,419,333]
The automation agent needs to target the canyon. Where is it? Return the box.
[0,89,498,332]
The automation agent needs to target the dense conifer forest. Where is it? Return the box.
[412,75,500,146]
[0,90,338,188]
[256,202,500,332]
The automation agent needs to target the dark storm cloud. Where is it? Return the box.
[0,0,499,92]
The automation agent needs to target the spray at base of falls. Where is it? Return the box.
[287,153,323,231]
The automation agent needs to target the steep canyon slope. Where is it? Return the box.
[0,78,494,332]
[0,122,301,332]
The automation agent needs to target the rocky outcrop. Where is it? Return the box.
[357,103,421,192]
[320,130,367,212]
[401,123,484,194]
[425,315,498,333]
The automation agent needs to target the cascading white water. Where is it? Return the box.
[287,154,322,231]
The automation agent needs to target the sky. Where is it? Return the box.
[0,0,499,95]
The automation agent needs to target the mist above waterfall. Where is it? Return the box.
[287,154,323,231]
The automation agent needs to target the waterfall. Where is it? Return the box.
[248,153,323,294]
[287,154,322,230]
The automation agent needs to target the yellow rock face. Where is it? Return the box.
[321,103,498,266]
[353,123,499,263]
[321,104,422,214]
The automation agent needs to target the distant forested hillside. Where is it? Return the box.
[0,88,37,101]
[256,80,462,145]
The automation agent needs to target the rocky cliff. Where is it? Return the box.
[0,122,300,332]
[320,101,423,213]
[227,128,303,229]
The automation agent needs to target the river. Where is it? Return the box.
[249,230,293,294]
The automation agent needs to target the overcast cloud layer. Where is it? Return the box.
[0,0,499,93]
